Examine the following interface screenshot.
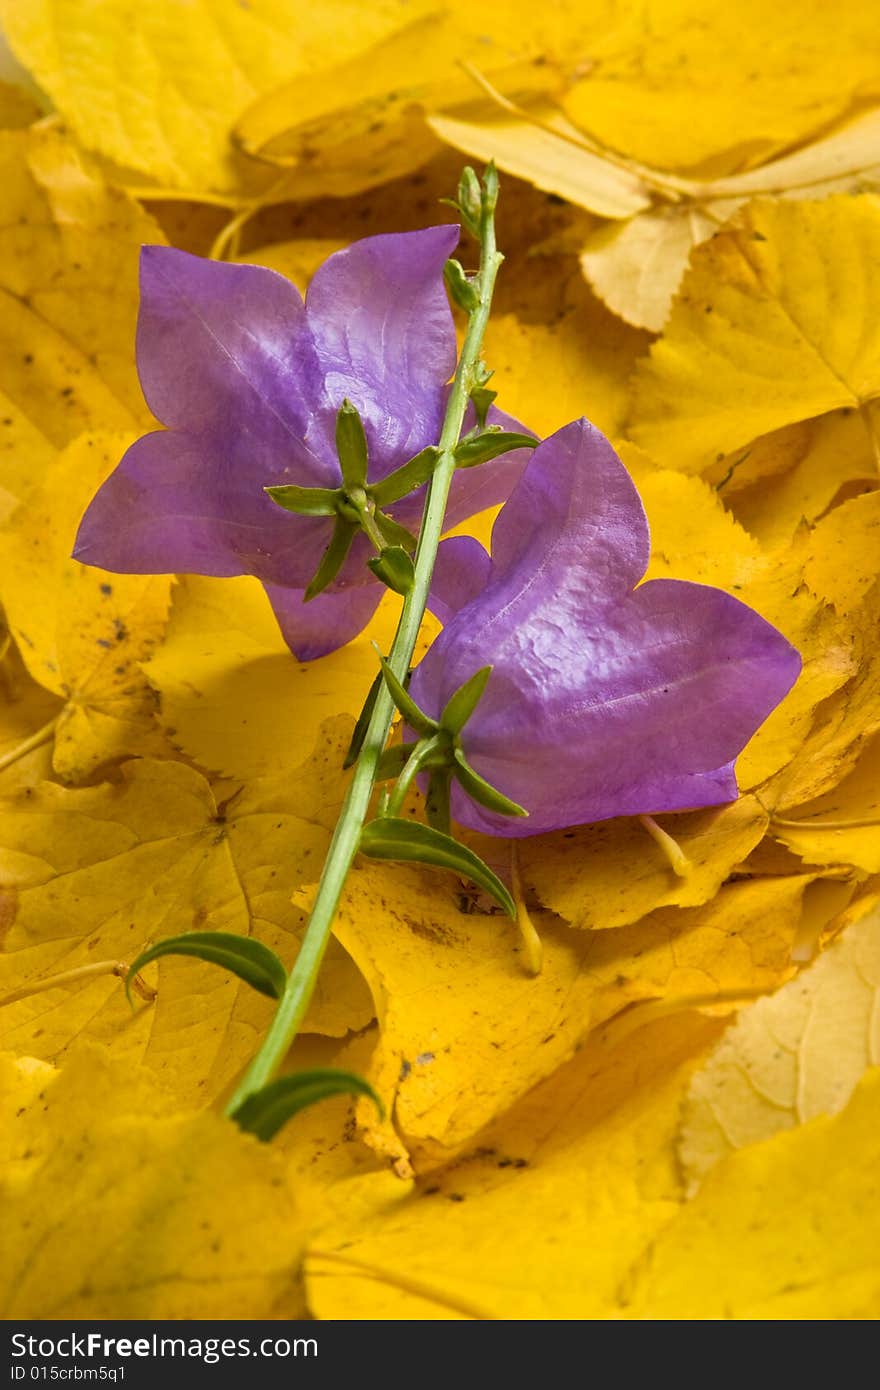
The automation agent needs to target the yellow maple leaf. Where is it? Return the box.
[0,433,172,780]
[305,1011,721,1319]
[0,0,430,196]
[0,129,160,518]
[680,899,880,1189]
[0,753,372,1101]
[0,1044,309,1318]
[521,797,768,932]
[0,641,60,793]
[144,575,430,782]
[316,863,815,1168]
[627,1066,880,1318]
[628,195,880,473]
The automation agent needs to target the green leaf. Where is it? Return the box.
[482,159,500,214]
[454,430,537,469]
[369,446,440,506]
[373,511,418,553]
[374,650,438,735]
[263,483,340,516]
[453,747,528,819]
[440,664,492,733]
[231,1069,382,1142]
[444,257,481,312]
[367,545,415,597]
[304,515,356,601]
[470,385,497,430]
[336,398,369,491]
[360,818,515,917]
[125,931,287,1004]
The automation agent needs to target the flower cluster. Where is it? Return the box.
[75,225,800,844]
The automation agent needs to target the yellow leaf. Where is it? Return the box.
[321,864,812,1166]
[0,0,428,194]
[306,1012,723,1319]
[521,797,768,932]
[563,1,880,173]
[769,736,880,874]
[580,203,725,332]
[627,1066,880,1318]
[144,575,432,782]
[0,754,372,1100]
[0,129,160,514]
[0,1044,308,1318]
[0,79,41,129]
[803,489,880,615]
[485,268,650,441]
[430,104,651,218]
[0,641,61,792]
[766,583,880,812]
[628,196,880,474]
[724,409,878,551]
[0,433,173,781]
[680,900,880,1189]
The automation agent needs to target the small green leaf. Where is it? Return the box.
[373,511,418,553]
[453,747,528,818]
[375,650,438,735]
[444,258,481,312]
[336,398,369,491]
[369,446,440,506]
[125,932,287,1004]
[367,545,415,596]
[470,385,497,430]
[360,818,515,917]
[264,483,340,516]
[304,515,356,601]
[454,430,537,469]
[232,1069,382,1142]
[440,664,492,733]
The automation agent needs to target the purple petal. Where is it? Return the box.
[137,246,331,483]
[427,537,492,627]
[263,579,382,662]
[73,429,333,585]
[411,419,800,836]
[306,226,460,475]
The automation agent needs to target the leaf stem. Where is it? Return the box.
[0,958,156,1009]
[225,177,504,1115]
[0,714,59,773]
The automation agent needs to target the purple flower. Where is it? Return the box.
[73,229,529,659]
[410,418,801,837]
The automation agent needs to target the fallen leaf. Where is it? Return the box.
[306,1012,723,1319]
[627,1065,880,1318]
[0,752,372,1101]
[628,195,880,473]
[320,863,813,1167]
[679,900,880,1189]
[0,433,172,780]
[0,0,428,194]
[0,128,161,513]
[0,1043,308,1318]
[521,797,768,931]
[145,576,431,782]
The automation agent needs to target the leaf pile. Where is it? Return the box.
[1,0,879,1320]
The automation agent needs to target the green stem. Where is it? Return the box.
[225,182,504,1115]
